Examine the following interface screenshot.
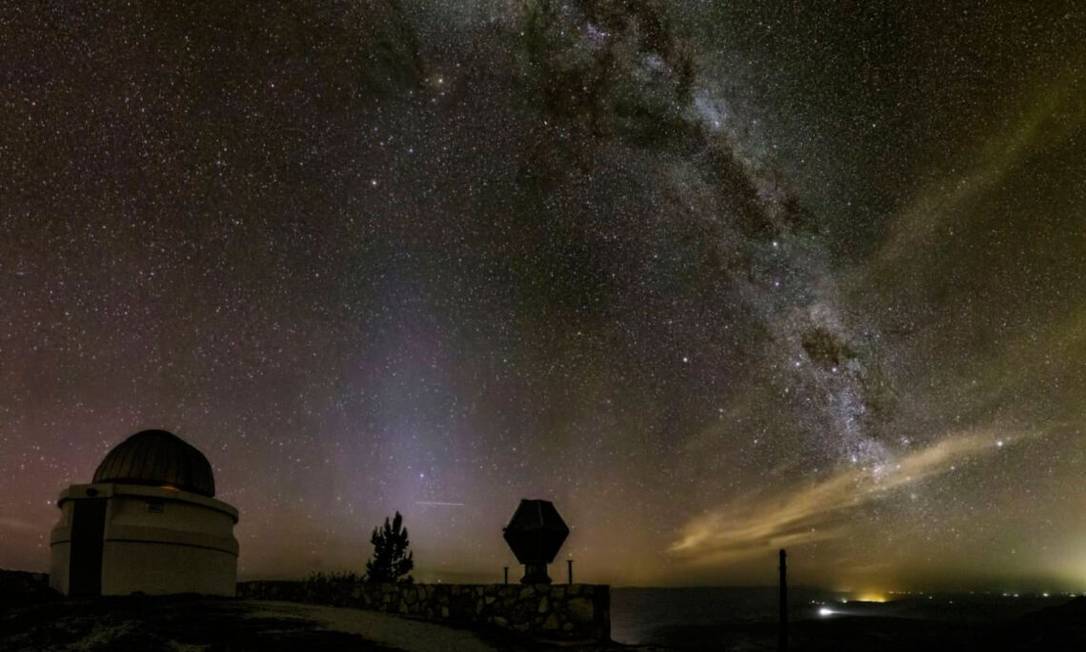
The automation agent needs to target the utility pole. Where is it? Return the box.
[778,549,788,652]
[503,566,509,585]
[567,559,574,585]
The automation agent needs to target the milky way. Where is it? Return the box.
[2,1,1085,591]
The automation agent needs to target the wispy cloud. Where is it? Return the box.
[876,70,1085,267]
[669,429,1028,566]
[0,516,39,533]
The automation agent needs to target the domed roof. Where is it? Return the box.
[93,429,216,497]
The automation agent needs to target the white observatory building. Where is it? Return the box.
[49,429,239,596]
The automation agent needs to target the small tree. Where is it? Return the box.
[365,511,414,583]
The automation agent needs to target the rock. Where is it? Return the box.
[568,597,594,623]
[493,616,509,627]
[519,586,536,599]
[563,622,574,632]
[441,606,450,619]
[485,596,496,605]
[543,613,560,630]
[538,597,549,613]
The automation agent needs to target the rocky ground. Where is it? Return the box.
[0,570,55,609]
[1,596,397,652]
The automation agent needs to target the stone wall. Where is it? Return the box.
[237,578,610,642]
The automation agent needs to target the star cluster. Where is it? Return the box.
[2,1,1084,590]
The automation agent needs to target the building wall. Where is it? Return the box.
[101,541,236,596]
[237,579,611,642]
[47,541,70,595]
[49,483,238,597]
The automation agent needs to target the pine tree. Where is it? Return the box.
[364,511,414,583]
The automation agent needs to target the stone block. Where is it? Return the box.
[568,597,594,624]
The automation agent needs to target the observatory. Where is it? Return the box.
[49,429,239,597]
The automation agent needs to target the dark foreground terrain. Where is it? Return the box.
[7,594,1086,652]
[616,593,1086,651]
[4,571,1086,651]
[0,571,633,652]
[0,593,406,652]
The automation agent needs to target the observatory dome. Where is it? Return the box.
[93,429,216,497]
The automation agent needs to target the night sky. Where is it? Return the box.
[2,1,1085,593]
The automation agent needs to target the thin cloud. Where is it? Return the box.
[669,429,1029,566]
[0,516,39,533]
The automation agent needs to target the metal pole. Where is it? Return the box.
[778,549,788,652]
[567,559,573,585]
[503,566,509,585]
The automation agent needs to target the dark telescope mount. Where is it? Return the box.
[502,499,570,584]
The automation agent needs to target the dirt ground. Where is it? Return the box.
[0,596,502,651]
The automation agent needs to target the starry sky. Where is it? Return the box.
[2,1,1085,592]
